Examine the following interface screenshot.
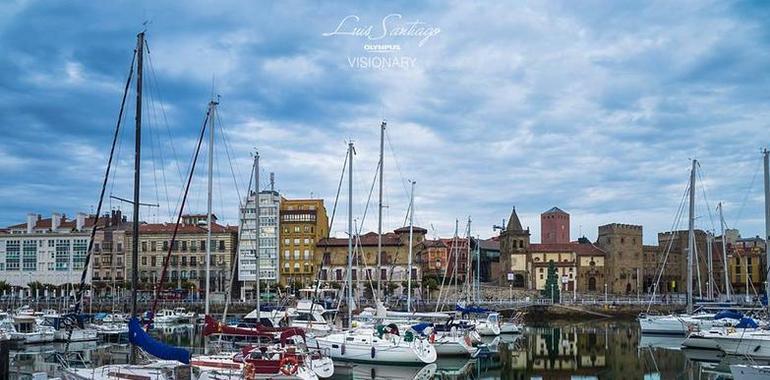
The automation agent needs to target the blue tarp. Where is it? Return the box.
[714,310,743,320]
[456,304,490,314]
[411,322,432,334]
[736,317,759,329]
[128,317,191,364]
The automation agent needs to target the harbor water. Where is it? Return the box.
[7,319,759,379]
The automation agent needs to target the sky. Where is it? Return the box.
[0,1,768,244]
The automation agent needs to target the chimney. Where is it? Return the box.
[26,213,36,234]
[76,213,86,231]
[52,213,62,231]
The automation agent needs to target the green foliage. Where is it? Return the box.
[0,280,10,292]
[422,276,439,291]
[540,260,560,303]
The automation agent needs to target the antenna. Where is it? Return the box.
[270,172,275,192]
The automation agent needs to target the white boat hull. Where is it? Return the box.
[713,333,770,358]
[309,330,436,364]
[500,322,522,334]
[731,365,770,380]
[55,328,99,342]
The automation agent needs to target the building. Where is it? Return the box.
[498,207,531,287]
[416,239,449,281]
[727,235,767,296]
[278,198,328,287]
[642,244,660,293]
[655,230,710,294]
[90,210,131,297]
[238,189,281,300]
[596,224,643,295]
[529,239,606,293]
[541,207,570,244]
[0,212,100,297]
[475,237,500,283]
[442,237,470,282]
[316,227,427,298]
[129,214,238,300]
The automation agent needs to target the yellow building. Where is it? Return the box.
[530,241,606,293]
[279,199,328,286]
[728,236,766,295]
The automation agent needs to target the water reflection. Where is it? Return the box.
[8,321,765,379]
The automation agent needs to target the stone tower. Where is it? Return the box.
[541,207,570,244]
[596,223,643,295]
[499,207,530,287]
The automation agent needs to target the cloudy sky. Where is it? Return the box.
[0,1,768,244]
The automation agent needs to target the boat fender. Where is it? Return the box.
[429,332,435,344]
[244,363,256,380]
[279,356,299,375]
[371,346,376,358]
[464,334,472,346]
[341,343,345,355]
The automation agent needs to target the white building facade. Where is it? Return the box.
[0,212,93,297]
[238,190,281,300]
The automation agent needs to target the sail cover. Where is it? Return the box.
[455,304,489,314]
[128,317,191,364]
[203,315,278,337]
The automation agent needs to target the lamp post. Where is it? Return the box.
[604,283,608,304]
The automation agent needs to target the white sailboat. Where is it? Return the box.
[309,142,437,365]
[639,159,739,335]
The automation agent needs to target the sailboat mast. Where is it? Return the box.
[476,235,481,303]
[718,203,730,300]
[130,31,144,366]
[377,121,385,300]
[707,232,713,300]
[687,159,696,315]
[254,152,261,315]
[466,217,472,303]
[407,180,415,312]
[205,100,217,317]
[762,149,770,310]
[347,142,354,326]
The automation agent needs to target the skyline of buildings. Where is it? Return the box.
[0,202,766,298]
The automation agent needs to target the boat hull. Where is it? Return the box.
[730,365,770,380]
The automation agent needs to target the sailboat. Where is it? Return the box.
[708,149,770,361]
[61,31,193,380]
[308,142,437,365]
[639,160,742,335]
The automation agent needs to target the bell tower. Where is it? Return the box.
[499,206,530,287]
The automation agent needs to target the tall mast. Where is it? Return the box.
[762,149,770,310]
[205,100,217,317]
[407,180,415,312]
[377,121,385,300]
[718,202,730,300]
[347,142,354,326]
[707,232,713,300]
[476,235,481,303]
[129,31,144,365]
[254,151,261,315]
[466,217,472,303]
[687,159,696,315]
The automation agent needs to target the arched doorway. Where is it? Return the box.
[588,277,597,291]
[513,274,525,288]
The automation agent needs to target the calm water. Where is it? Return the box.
[7,320,757,379]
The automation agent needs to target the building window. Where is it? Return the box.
[151,241,156,251]
[304,250,311,260]
[284,250,290,259]
[182,241,188,251]
[141,241,147,251]
[142,257,147,265]
[218,240,225,251]
[294,250,300,259]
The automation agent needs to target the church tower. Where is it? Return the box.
[499,206,530,287]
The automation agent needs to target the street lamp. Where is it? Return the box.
[604,283,608,304]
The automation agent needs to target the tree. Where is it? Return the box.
[541,260,560,303]
[0,280,10,293]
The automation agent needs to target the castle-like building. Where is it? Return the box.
[498,207,644,295]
